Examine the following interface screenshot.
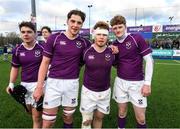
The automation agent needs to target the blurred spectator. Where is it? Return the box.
[164,38,172,49]
[41,26,52,42]
[3,45,8,61]
[172,39,180,49]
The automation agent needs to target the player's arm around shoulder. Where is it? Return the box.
[108,44,119,54]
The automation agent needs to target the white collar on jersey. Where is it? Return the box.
[63,31,79,40]
[22,40,38,50]
[117,32,129,43]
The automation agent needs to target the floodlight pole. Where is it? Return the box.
[135,8,137,26]
[31,0,37,31]
[88,5,93,40]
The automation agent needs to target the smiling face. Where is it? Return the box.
[66,14,83,37]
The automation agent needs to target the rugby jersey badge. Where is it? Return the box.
[125,41,132,49]
[76,41,82,48]
[105,53,111,61]
[35,50,41,57]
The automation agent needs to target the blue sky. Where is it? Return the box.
[0,0,179,33]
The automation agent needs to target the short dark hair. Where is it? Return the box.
[93,21,109,31]
[110,15,126,27]
[41,26,52,33]
[67,9,86,22]
[19,21,36,32]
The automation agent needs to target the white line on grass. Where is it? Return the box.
[156,62,180,65]
[173,60,180,64]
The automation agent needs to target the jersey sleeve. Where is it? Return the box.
[11,47,21,68]
[43,34,56,58]
[84,38,92,48]
[135,34,152,56]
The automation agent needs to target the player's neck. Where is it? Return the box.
[117,32,128,43]
[23,40,36,50]
[64,31,78,40]
[93,44,107,53]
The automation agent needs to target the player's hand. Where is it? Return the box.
[141,84,151,97]
[6,83,14,94]
[6,86,13,94]
[33,85,43,102]
[109,45,119,54]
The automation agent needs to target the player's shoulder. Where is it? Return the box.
[12,43,23,54]
[106,46,113,53]
[78,36,92,47]
[129,32,143,39]
[36,41,45,49]
[46,32,63,45]
[14,43,23,50]
[111,39,119,46]
[83,44,93,54]
[50,32,62,39]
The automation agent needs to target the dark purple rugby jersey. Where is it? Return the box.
[11,42,44,82]
[43,32,91,79]
[83,46,115,92]
[113,33,152,81]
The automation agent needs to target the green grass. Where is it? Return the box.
[0,59,180,128]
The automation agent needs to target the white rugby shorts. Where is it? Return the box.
[113,77,147,108]
[80,86,111,114]
[43,78,79,109]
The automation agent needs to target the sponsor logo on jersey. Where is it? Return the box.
[105,53,111,61]
[20,52,25,56]
[76,41,82,48]
[88,55,95,60]
[59,41,66,45]
[125,41,132,49]
[35,50,41,57]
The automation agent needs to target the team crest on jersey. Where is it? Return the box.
[106,106,110,112]
[60,41,66,45]
[76,41,82,48]
[20,52,25,56]
[105,53,111,61]
[35,50,41,57]
[88,55,95,60]
[44,102,48,105]
[125,41,132,49]
[138,99,143,104]
[71,98,76,104]
[81,107,85,111]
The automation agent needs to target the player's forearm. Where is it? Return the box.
[37,56,50,87]
[9,67,19,83]
[143,53,154,86]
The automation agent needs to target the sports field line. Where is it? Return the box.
[173,60,180,64]
[155,62,180,66]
